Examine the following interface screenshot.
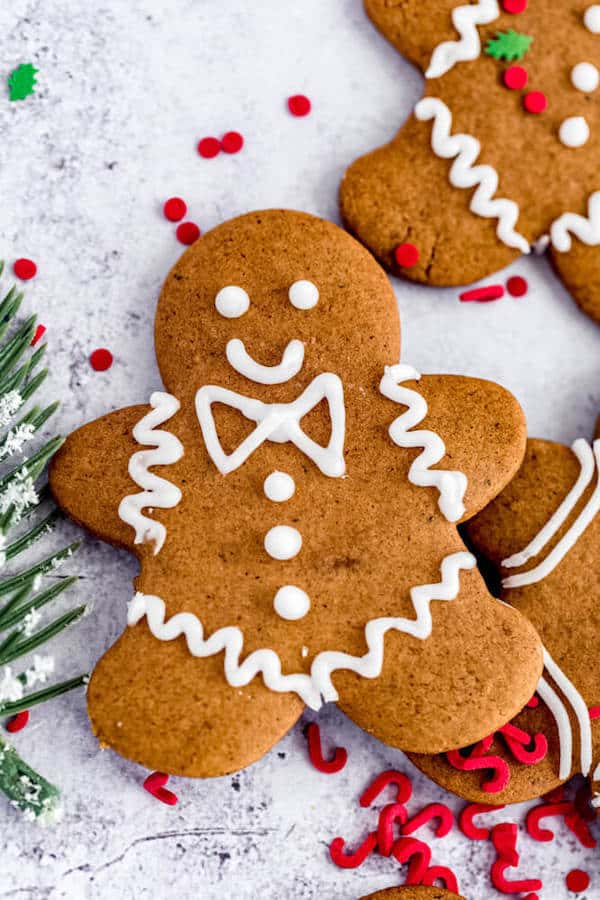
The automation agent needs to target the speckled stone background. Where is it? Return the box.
[0,1,599,898]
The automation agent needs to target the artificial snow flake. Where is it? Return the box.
[0,667,24,703]
[22,607,41,636]
[24,655,55,689]
[0,390,22,426]
[0,472,39,522]
[0,423,36,459]
[485,29,533,61]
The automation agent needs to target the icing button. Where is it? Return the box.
[571,62,599,93]
[584,5,600,33]
[274,585,311,621]
[559,116,590,148]
[264,471,296,502]
[264,525,302,560]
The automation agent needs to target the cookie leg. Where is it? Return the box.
[340,115,520,284]
[550,242,600,326]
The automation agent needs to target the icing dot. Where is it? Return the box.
[503,65,528,90]
[566,870,590,893]
[571,62,599,93]
[264,471,295,502]
[584,5,600,33]
[215,285,250,318]
[176,222,201,245]
[288,94,311,116]
[13,258,37,280]
[273,585,310,621]
[163,197,187,222]
[264,525,302,560]
[221,131,244,154]
[559,116,590,148]
[394,243,420,268]
[523,91,547,114]
[197,137,221,158]
[502,0,527,11]
[90,348,113,371]
[288,280,319,310]
[507,275,528,297]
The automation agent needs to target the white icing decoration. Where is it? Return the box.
[273,585,310,621]
[536,674,573,780]
[584,4,600,33]
[264,471,295,502]
[415,98,530,254]
[118,392,184,555]
[502,440,600,588]
[571,61,599,93]
[537,649,592,779]
[426,0,500,79]
[127,550,476,710]
[289,280,319,310]
[551,191,600,252]
[195,373,346,478]
[380,364,468,522]
[534,235,550,255]
[559,116,590,149]
[226,338,305,384]
[264,525,302,560]
[215,285,250,319]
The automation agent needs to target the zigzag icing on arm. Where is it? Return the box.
[415,97,530,254]
[118,392,184,555]
[426,0,500,79]
[127,550,476,710]
[550,190,600,252]
[380,364,468,522]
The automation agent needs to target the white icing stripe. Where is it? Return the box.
[127,550,476,710]
[226,338,305,385]
[543,648,593,777]
[380,364,468,522]
[118,392,184,555]
[550,191,600,252]
[426,0,500,79]
[536,675,573,781]
[502,440,600,588]
[415,98,530,255]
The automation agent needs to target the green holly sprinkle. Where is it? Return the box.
[485,30,533,62]
[8,64,38,102]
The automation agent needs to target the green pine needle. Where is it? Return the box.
[485,29,533,61]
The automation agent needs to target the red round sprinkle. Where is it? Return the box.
[503,0,527,12]
[221,131,244,154]
[503,65,528,90]
[507,275,528,296]
[566,870,591,893]
[6,710,29,733]
[288,94,311,117]
[31,323,46,346]
[163,197,187,222]
[176,222,201,245]
[13,258,37,281]
[589,705,600,719]
[394,242,420,268]
[197,136,221,158]
[524,91,547,114]
[90,348,113,372]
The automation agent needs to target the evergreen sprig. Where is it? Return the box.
[0,263,88,823]
[485,29,533,62]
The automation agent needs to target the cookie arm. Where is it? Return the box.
[49,405,148,550]
[365,0,462,72]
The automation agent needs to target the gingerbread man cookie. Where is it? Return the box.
[360,889,465,900]
[410,422,600,805]
[50,210,542,777]
[341,1,600,324]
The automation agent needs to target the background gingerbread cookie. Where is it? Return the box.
[50,209,542,777]
[360,888,465,900]
[340,0,600,325]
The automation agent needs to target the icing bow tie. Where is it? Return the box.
[195,373,346,477]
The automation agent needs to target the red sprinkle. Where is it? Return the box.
[589,705,600,719]
[491,823,542,894]
[6,710,29,733]
[498,722,547,764]
[197,136,221,158]
[401,803,454,839]
[176,222,201,245]
[392,836,432,885]
[526,801,574,842]
[394,242,420,268]
[502,0,528,12]
[359,770,412,807]
[507,275,528,297]
[422,865,459,894]
[13,258,37,281]
[288,94,311,117]
[526,695,539,708]
[221,131,244,154]
[564,810,597,849]
[459,285,505,303]
[329,832,377,869]
[31,323,46,346]
[446,737,511,793]
[90,348,113,372]
[566,870,591,893]
[503,65,528,90]
[163,197,187,222]
[524,91,547,114]
[377,802,409,856]
[143,771,178,806]
[305,722,347,774]
[459,803,505,841]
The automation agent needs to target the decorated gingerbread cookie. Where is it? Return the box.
[410,424,600,806]
[49,209,542,777]
[341,1,600,324]
[360,889,465,900]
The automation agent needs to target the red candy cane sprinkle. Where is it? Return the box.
[503,65,528,90]
[163,197,187,222]
[507,275,528,296]
[329,832,377,869]
[498,723,548,765]
[565,809,597,849]
[459,803,505,841]
[503,0,528,13]
[446,739,511,793]
[566,870,591,893]
[221,131,244,154]
[491,823,543,894]
[197,136,221,158]
[422,865,460,894]
[13,258,37,281]
[176,222,201,245]
[377,802,409,856]
[359,770,412,807]
[526,801,574,842]
[288,94,311,117]
[524,91,548,114]
[143,771,178,806]
[6,710,29,733]
[305,722,348,774]
[459,285,505,303]
[31,323,46,346]
[89,348,113,372]
[392,836,432,885]
[394,242,420,268]
[401,803,454,839]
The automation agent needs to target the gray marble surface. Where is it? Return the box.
[0,1,599,897]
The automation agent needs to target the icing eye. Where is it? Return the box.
[215,285,250,318]
[288,280,319,310]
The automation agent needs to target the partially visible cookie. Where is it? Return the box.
[360,888,465,900]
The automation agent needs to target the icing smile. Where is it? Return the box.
[226,337,305,385]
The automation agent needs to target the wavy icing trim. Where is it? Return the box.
[118,392,184,555]
[415,97,530,254]
[426,0,500,79]
[550,191,600,252]
[127,550,476,710]
[380,364,468,522]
